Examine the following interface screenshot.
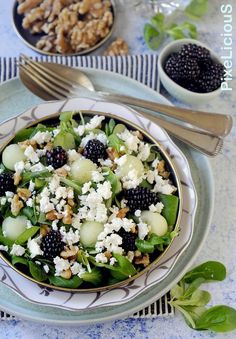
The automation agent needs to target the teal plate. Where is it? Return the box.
[0,71,214,324]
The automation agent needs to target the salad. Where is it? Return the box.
[0,112,179,290]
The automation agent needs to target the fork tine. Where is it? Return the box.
[19,64,66,100]
[20,54,79,88]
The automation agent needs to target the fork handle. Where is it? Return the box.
[99,92,232,137]
[138,110,222,156]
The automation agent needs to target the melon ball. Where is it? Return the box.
[70,158,97,184]
[80,221,104,247]
[116,155,144,178]
[141,211,168,237]
[2,144,26,170]
[2,216,28,241]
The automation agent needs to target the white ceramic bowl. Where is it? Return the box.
[158,39,223,105]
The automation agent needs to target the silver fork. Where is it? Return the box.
[18,58,224,156]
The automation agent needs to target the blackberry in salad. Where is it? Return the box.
[164,43,225,93]
[0,112,179,289]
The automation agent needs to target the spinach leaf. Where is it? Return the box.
[29,261,47,282]
[15,226,40,245]
[183,261,226,284]
[107,134,125,152]
[175,289,211,307]
[53,131,75,150]
[13,128,35,143]
[60,177,82,194]
[158,193,179,226]
[135,232,177,253]
[105,119,116,136]
[49,275,83,288]
[0,234,14,247]
[21,206,37,225]
[195,306,236,332]
[144,22,164,50]
[80,268,102,287]
[22,170,52,185]
[12,256,28,267]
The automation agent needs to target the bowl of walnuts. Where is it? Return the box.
[12,0,116,55]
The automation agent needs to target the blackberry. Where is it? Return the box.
[46,146,67,169]
[189,63,224,93]
[124,187,158,212]
[165,56,200,82]
[0,172,15,196]
[83,139,107,164]
[118,228,137,252]
[179,44,210,61]
[40,230,65,260]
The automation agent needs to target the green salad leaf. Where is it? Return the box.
[60,177,82,194]
[13,128,35,143]
[135,232,177,253]
[21,170,52,185]
[54,131,76,150]
[144,22,164,50]
[12,256,28,267]
[107,134,125,152]
[15,226,40,245]
[80,267,102,287]
[103,168,122,197]
[0,234,14,247]
[49,275,83,288]
[158,193,179,226]
[169,261,236,333]
[21,206,38,225]
[183,261,227,284]
[29,261,47,282]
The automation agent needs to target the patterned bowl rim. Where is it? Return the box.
[0,106,183,293]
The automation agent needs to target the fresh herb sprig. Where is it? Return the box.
[170,261,236,333]
[144,0,208,50]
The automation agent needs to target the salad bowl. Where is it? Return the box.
[0,100,182,293]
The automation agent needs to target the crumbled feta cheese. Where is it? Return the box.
[91,171,104,183]
[149,202,164,213]
[96,181,112,200]
[46,165,54,172]
[35,261,41,265]
[26,198,33,207]
[95,252,108,264]
[138,142,151,161]
[70,262,86,276]
[115,155,127,167]
[60,227,80,246]
[102,234,123,254]
[0,245,8,251]
[40,196,54,213]
[99,158,113,168]
[74,125,85,136]
[82,182,92,194]
[152,175,176,195]
[49,175,60,192]
[134,210,141,217]
[32,131,51,144]
[120,199,127,208]
[53,256,70,276]
[152,158,160,169]
[10,244,26,256]
[71,215,81,229]
[24,145,39,163]
[29,180,35,192]
[43,264,49,273]
[30,163,45,172]
[0,197,7,205]
[109,257,117,266]
[14,161,25,174]
[67,149,81,162]
[51,220,59,231]
[26,220,33,229]
[52,129,60,137]
[27,236,43,258]
[137,222,149,240]
[118,130,140,152]
[122,169,143,189]
[146,170,155,184]
[55,186,68,200]
[6,191,14,198]
[86,115,105,130]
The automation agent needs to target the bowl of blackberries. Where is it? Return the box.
[158,39,225,104]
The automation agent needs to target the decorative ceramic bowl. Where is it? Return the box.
[0,100,182,293]
[158,39,223,105]
[12,0,116,56]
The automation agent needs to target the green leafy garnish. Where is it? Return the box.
[143,0,208,50]
[158,193,179,226]
[184,0,208,20]
[103,168,122,198]
[12,256,28,267]
[21,206,37,225]
[107,134,125,152]
[170,261,236,333]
